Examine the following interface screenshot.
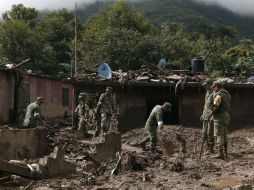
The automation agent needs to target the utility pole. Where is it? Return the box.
[74,1,78,76]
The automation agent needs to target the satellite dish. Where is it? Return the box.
[97,63,112,79]
[158,58,166,69]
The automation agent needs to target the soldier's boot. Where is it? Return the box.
[205,144,214,155]
[150,147,162,154]
[223,144,228,160]
[150,146,157,153]
[137,137,149,150]
[94,131,100,137]
[212,148,224,160]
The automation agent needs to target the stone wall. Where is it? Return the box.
[0,126,48,160]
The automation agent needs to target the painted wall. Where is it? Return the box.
[0,71,14,123]
[23,75,74,118]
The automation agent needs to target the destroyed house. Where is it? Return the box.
[0,67,74,125]
[73,75,254,132]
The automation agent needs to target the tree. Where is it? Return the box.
[38,9,83,76]
[2,4,38,28]
[0,20,40,64]
[159,22,195,69]
[82,1,156,70]
[222,40,254,76]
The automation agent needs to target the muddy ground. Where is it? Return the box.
[0,122,254,190]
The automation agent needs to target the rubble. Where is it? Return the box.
[38,147,76,178]
[81,132,121,162]
[230,184,252,190]
[75,67,209,84]
[1,120,254,189]
[0,126,48,160]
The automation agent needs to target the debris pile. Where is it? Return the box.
[1,122,254,189]
[75,67,208,84]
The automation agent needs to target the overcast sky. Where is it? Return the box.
[0,0,254,17]
[0,0,95,15]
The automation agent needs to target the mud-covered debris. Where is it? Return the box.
[231,184,252,190]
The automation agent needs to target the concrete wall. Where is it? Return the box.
[23,75,74,118]
[74,82,178,133]
[180,84,254,129]
[118,85,178,132]
[73,81,254,132]
[180,85,204,127]
[0,71,14,123]
[0,127,48,160]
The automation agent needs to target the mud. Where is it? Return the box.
[0,122,254,190]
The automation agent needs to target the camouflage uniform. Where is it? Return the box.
[75,101,89,136]
[96,92,115,134]
[202,90,214,151]
[145,105,164,150]
[23,102,40,128]
[213,89,231,158]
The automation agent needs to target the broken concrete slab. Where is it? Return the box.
[0,161,38,179]
[122,144,144,154]
[81,132,121,162]
[230,184,253,190]
[0,126,48,160]
[39,147,76,178]
[0,147,75,179]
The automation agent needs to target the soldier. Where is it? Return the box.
[23,97,44,128]
[211,81,231,160]
[95,87,116,136]
[75,93,89,137]
[201,79,214,154]
[139,102,172,152]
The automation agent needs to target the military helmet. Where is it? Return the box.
[211,81,222,88]
[106,86,113,91]
[36,97,44,103]
[163,102,172,110]
[79,93,86,99]
[202,79,213,86]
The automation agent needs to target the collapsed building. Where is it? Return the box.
[1,65,254,131]
[1,63,254,189]
[73,69,254,132]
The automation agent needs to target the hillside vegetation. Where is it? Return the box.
[77,0,254,38]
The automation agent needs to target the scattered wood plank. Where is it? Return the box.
[111,152,124,175]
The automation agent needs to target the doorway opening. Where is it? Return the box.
[146,96,179,125]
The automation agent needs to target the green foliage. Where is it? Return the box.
[77,0,254,38]
[0,1,253,79]
[38,9,80,66]
[222,40,254,75]
[0,5,80,77]
[0,20,40,64]
[2,4,38,27]
[82,1,156,70]
[159,22,194,69]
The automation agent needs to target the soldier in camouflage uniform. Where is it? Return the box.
[75,93,89,137]
[211,81,231,160]
[201,79,215,154]
[139,102,172,152]
[95,87,115,136]
[23,97,44,128]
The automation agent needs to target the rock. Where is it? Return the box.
[33,187,53,190]
[231,184,252,190]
